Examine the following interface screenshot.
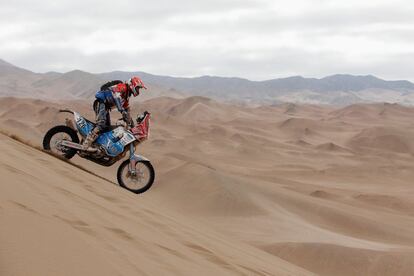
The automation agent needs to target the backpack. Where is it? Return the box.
[100,80,123,91]
[94,80,124,113]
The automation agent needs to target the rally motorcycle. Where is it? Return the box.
[43,109,154,194]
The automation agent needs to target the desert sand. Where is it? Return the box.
[1,96,414,275]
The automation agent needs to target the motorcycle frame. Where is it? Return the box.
[59,109,150,172]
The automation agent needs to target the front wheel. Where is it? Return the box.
[117,160,155,194]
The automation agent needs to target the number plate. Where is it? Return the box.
[120,131,136,145]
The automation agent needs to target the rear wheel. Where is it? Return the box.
[43,125,79,159]
[117,160,155,194]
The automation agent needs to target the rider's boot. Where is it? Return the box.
[82,127,100,151]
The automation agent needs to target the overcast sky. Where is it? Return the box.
[1,0,414,80]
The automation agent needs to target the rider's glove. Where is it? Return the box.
[121,110,129,122]
[122,111,134,127]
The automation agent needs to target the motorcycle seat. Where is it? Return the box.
[83,117,120,132]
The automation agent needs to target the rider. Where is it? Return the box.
[82,76,147,150]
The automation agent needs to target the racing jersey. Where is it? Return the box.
[95,83,130,112]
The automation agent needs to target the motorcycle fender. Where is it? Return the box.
[65,118,77,131]
[130,154,150,162]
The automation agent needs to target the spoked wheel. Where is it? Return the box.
[43,126,79,159]
[117,160,155,194]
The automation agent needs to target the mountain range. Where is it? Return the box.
[1,58,414,105]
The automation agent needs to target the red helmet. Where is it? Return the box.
[127,76,147,97]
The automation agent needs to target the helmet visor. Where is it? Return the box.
[133,86,140,96]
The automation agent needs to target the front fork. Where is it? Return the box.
[128,143,138,175]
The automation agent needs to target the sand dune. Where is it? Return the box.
[347,127,414,153]
[1,95,414,275]
[279,118,321,131]
[0,133,310,276]
[263,242,414,276]
[315,142,352,153]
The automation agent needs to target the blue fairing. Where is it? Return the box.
[96,131,125,156]
[74,112,125,157]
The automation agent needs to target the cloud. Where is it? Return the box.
[1,0,414,80]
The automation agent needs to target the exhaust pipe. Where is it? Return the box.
[61,140,98,152]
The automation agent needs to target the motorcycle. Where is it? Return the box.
[42,109,155,194]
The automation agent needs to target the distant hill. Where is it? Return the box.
[1,58,414,105]
[100,72,414,105]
